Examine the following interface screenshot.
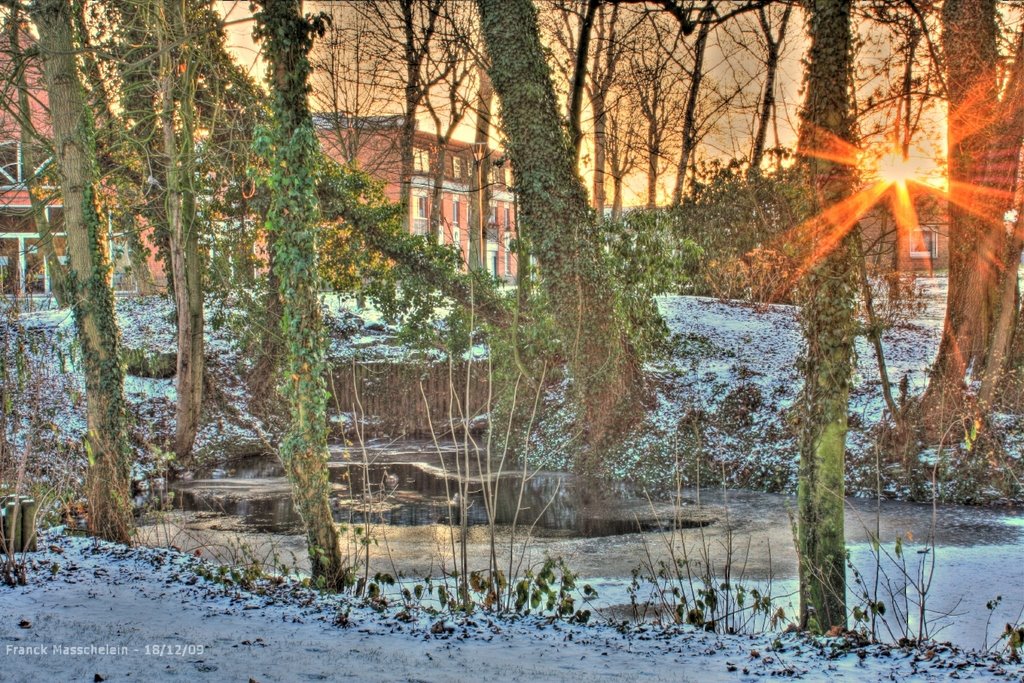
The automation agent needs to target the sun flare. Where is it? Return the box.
[861,146,947,191]
[874,152,919,185]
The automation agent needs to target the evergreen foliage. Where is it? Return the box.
[253,0,348,590]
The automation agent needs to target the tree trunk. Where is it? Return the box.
[646,119,658,208]
[468,67,492,271]
[569,0,600,162]
[796,0,857,633]
[749,5,791,176]
[429,143,446,242]
[255,0,347,590]
[476,0,645,457]
[976,29,1024,408]
[592,91,607,218]
[922,0,1002,425]
[124,221,159,295]
[31,0,133,543]
[399,98,417,231]
[612,174,623,220]
[670,4,712,206]
[157,0,204,462]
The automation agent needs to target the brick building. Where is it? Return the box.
[317,115,518,282]
[0,27,164,297]
[861,183,949,274]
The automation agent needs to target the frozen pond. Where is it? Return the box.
[136,438,1024,651]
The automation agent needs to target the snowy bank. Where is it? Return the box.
[0,530,1021,682]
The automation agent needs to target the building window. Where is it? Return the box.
[452,197,461,227]
[452,225,460,249]
[413,194,429,235]
[909,227,938,259]
[0,142,20,185]
[452,156,463,179]
[491,166,505,186]
[503,206,511,229]
[413,148,430,173]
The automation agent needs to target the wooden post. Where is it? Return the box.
[20,497,37,552]
[3,497,21,553]
[1,498,11,553]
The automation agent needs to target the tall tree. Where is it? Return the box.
[30,0,133,543]
[423,3,476,243]
[624,13,684,208]
[468,64,492,270]
[795,0,857,632]
[154,0,204,461]
[923,0,1023,423]
[748,3,792,175]
[354,0,445,229]
[586,2,630,218]
[669,0,713,206]
[476,0,645,456]
[977,29,1024,408]
[253,0,348,589]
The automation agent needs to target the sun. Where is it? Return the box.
[862,146,946,190]
[874,151,919,185]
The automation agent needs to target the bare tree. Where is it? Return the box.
[153,0,204,461]
[586,2,642,217]
[423,3,477,242]
[669,0,713,205]
[354,0,446,228]
[748,2,792,175]
[622,13,685,208]
[310,6,398,177]
[604,86,641,218]
[922,0,1024,426]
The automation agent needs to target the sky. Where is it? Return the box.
[212,1,948,207]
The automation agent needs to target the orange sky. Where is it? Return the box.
[213,2,948,206]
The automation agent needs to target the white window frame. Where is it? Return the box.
[412,193,429,235]
[413,147,430,173]
[909,226,939,260]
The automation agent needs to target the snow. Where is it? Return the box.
[1,529,1020,682]
[554,279,984,495]
[5,279,1024,679]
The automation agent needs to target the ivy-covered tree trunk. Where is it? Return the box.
[156,0,204,461]
[31,0,133,543]
[795,0,857,633]
[254,0,347,590]
[476,0,644,456]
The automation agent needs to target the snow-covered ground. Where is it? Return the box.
[542,278,1022,499]
[4,281,1024,680]
[1,529,1021,682]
